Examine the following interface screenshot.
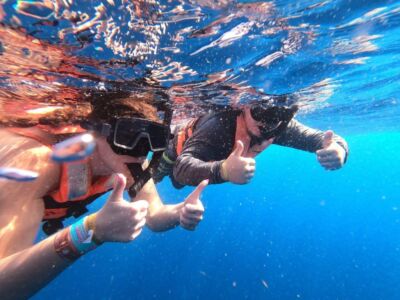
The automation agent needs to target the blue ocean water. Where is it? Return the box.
[0,0,399,299]
[34,131,400,300]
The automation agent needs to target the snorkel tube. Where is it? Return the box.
[127,98,173,199]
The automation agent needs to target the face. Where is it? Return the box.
[243,107,263,137]
[92,137,145,187]
[244,104,294,147]
[242,108,276,156]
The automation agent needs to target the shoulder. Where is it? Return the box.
[195,111,238,133]
[0,129,60,199]
[0,130,62,256]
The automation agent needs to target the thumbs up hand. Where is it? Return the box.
[316,130,346,170]
[94,173,149,243]
[180,180,208,231]
[221,141,256,184]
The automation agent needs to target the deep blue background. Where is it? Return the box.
[1,0,398,298]
[34,131,400,300]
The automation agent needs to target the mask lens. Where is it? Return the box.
[113,118,168,153]
[250,105,298,140]
[114,119,144,149]
[147,123,169,150]
[251,106,284,131]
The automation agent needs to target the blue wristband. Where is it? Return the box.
[70,218,99,254]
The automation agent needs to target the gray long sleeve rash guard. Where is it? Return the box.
[170,111,349,187]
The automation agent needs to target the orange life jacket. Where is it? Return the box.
[176,119,197,156]
[7,126,112,234]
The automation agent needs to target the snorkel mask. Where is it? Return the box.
[81,96,172,198]
[94,117,170,158]
[249,103,298,147]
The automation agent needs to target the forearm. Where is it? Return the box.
[173,156,225,186]
[146,203,184,232]
[135,180,183,232]
[0,231,71,300]
[274,120,349,160]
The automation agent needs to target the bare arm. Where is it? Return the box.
[135,177,207,232]
[135,179,183,232]
[0,131,149,299]
[0,133,74,299]
[0,228,72,299]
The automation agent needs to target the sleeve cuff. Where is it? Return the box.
[214,160,228,183]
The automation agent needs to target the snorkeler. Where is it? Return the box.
[0,89,207,299]
[153,99,349,188]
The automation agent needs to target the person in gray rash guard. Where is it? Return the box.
[153,103,349,189]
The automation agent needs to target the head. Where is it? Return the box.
[84,89,169,155]
[81,89,171,183]
[85,90,172,197]
[1,87,171,184]
[243,103,298,146]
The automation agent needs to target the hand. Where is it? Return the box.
[180,180,208,231]
[316,130,346,170]
[221,141,256,184]
[94,174,148,243]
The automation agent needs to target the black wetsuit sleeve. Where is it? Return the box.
[173,113,236,186]
[273,119,349,161]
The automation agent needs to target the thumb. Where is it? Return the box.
[185,179,209,205]
[107,173,127,203]
[323,130,334,148]
[231,140,244,157]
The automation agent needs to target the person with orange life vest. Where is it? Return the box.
[0,89,208,299]
[153,98,349,188]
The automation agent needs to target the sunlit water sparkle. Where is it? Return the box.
[1,0,398,131]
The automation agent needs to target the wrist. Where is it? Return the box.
[54,217,102,262]
[220,160,229,181]
[85,213,103,245]
[175,202,185,227]
[70,217,101,253]
[54,228,81,263]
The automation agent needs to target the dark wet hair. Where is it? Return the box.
[0,88,160,129]
[87,89,159,124]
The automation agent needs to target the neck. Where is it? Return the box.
[235,113,251,154]
[89,149,109,177]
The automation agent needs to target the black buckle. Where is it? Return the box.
[42,220,64,236]
[68,205,88,218]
